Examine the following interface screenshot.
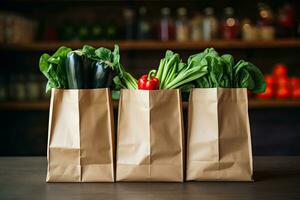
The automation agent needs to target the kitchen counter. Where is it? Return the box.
[0,156,299,200]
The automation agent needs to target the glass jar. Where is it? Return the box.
[10,74,26,101]
[241,19,259,41]
[0,75,7,101]
[175,7,189,41]
[190,12,203,41]
[203,7,218,41]
[123,8,136,40]
[26,74,40,101]
[221,7,239,39]
[137,7,151,39]
[160,7,175,41]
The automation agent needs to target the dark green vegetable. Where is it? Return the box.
[40,44,123,91]
[192,48,266,93]
[92,61,114,88]
[154,47,265,93]
[233,60,266,93]
[65,50,85,89]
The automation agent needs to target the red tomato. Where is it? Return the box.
[276,86,291,99]
[265,74,275,86]
[292,87,300,99]
[273,63,288,77]
[277,76,289,87]
[290,77,300,89]
[256,85,274,99]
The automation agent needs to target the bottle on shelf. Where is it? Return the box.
[257,3,275,40]
[190,11,203,41]
[175,7,189,41]
[26,74,40,101]
[78,22,90,41]
[202,7,218,41]
[221,7,239,39]
[123,8,136,40]
[137,7,151,40]
[91,23,104,40]
[0,75,7,101]
[106,23,117,40]
[60,21,76,41]
[277,3,296,38]
[241,18,259,41]
[10,74,26,101]
[160,7,175,41]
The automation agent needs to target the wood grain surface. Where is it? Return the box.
[0,157,300,200]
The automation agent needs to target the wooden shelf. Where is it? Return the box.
[0,101,50,110]
[1,99,300,110]
[248,99,300,108]
[2,39,300,51]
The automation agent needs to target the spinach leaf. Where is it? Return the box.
[39,46,72,92]
[233,60,266,93]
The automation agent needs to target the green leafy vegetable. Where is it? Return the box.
[39,46,72,92]
[112,45,138,89]
[233,60,266,93]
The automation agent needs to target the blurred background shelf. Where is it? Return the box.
[1,0,300,156]
[2,99,300,110]
[2,39,300,51]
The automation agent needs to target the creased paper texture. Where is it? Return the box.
[117,89,184,182]
[186,88,253,181]
[46,88,114,182]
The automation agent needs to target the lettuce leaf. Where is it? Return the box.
[39,46,72,92]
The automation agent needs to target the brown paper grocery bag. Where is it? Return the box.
[117,89,184,182]
[186,88,253,181]
[46,88,114,182]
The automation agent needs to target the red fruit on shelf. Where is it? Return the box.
[292,87,300,99]
[273,63,288,77]
[276,86,291,99]
[256,85,274,99]
[265,74,275,86]
[290,77,300,89]
[277,76,289,87]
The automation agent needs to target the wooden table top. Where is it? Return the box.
[0,156,300,200]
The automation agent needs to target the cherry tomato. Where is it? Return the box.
[290,77,300,89]
[265,74,275,86]
[277,76,289,87]
[292,87,300,99]
[276,86,291,99]
[273,63,288,77]
[256,85,274,99]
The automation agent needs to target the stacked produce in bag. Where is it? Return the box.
[39,44,137,92]
[39,45,136,182]
[39,44,266,182]
[136,47,265,92]
[117,48,265,182]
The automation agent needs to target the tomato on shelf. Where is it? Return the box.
[276,86,291,99]
[273,63,288,77]
[277,76,290,87]
[292,87,300,99]
[265,74,275,86]
[256,85,274,99]
[290,77,300,88]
